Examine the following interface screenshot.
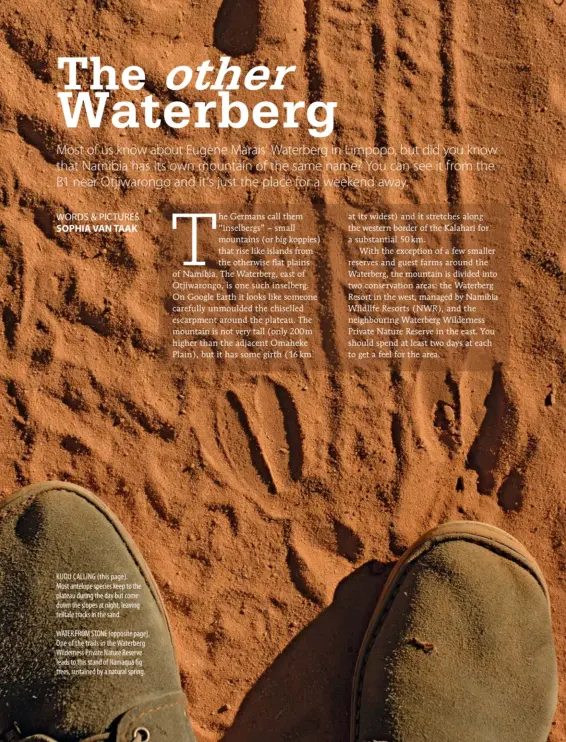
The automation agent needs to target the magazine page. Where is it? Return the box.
[0,1,564,741]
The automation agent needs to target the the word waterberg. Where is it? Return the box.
[57,57,337,138]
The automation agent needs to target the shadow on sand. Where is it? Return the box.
[221,559,394,742]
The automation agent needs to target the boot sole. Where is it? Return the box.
[350,520,550,742]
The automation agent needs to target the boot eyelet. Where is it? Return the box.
[133,728,151,742]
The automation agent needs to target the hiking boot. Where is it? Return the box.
[0,481,197,742]
[351,521,558,742]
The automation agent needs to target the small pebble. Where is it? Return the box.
[443,404,456,422]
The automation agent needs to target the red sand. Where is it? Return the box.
[0,0,565,739]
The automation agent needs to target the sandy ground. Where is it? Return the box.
[0,0,565,740]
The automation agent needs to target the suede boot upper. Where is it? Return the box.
[0,483,197,742]
[354,535,558,742]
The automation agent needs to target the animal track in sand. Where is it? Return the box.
[208,503,239,537]
[225,389,277,494]
[30,320,55,369]
[286,544,326,605]
[370,20,389,149]
[88,374,177,443]
[16,114,65,165]
[0,223,23,352]
[213,0,260,57]
[389,362,533,544]
[60,434,91,456]
[466,364,519,496]
[495,435,537,513]
[447,365,533,513]
[5,378,34,486]
[145,480,180,526]
[192,378,352,604]
[50,270,149,347]
[439,0,462,135]
[333,519,364,563]
[3,25,52,82]
[59,380,87,413]
[203,378,305,497]
[255,378,304,485]
[432,365,534,514]
[432,371,462,454]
